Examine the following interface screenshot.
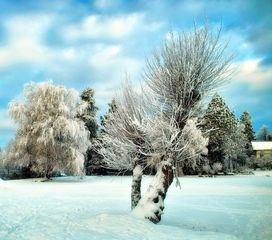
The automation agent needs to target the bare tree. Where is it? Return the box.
[132,23,233,223]
[97,23,233,223]
[97,81,208,222]
[5,81,90,179]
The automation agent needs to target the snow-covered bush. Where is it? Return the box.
[212,162,223,174]
[255,153,272,170]
[5,81,89,179]
[202,165,211,174]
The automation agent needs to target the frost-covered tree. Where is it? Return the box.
[221,124,248,171]
[98,23,233,223]
[100,99,118,133]
[5,81,89,179]
[98,83,208,215]
[200,93,237,167]
[96,80,150,209]
[77,88,99,174]
[133,24,232,223]
[257,125,272,141]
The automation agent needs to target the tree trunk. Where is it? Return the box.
[131,164,143,210]
[132,160,174,223]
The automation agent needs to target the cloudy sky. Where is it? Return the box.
[0,0,271,147]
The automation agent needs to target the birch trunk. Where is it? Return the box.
[132,160,174,223]
[131,164,143,209]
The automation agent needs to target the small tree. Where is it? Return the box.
[96,80,150,210]
[257,125,272,141]
[5,81,89,179]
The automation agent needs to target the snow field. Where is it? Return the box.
[0,175,271,240]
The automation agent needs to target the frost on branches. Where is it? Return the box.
[96,80,149,209]
[96,23,233,223]
[5,81,89,179]
[222,124,248,171]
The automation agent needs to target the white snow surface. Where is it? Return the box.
[0,174,271,240]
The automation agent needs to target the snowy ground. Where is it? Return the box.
[0,173,271,240]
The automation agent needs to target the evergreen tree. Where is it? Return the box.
[240,111,255,156]
[240,111,255,141]
[77,88,99,175]
[93,99,118,175]
[200,93,237,168]
[78,88,98,138]
[100,99,118,133]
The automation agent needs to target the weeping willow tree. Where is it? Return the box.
[5,81,89,179]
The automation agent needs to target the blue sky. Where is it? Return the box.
[0,0,271,148]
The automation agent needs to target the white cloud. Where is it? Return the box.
[88,44,144,105]
[234,59,272,90]
[0,14,53,67]
[89,44,143,82]
[62,12,162,40]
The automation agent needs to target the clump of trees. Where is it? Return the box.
[96,23,233,223]
[199,94,253,173]
[3,81,90,179]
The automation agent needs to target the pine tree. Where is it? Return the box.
[78,88,98,138]
[77,88,99,174]
[240,111,255,156]
[200,93,237,168]
[100,99,118,133]
[240,111,255,141]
